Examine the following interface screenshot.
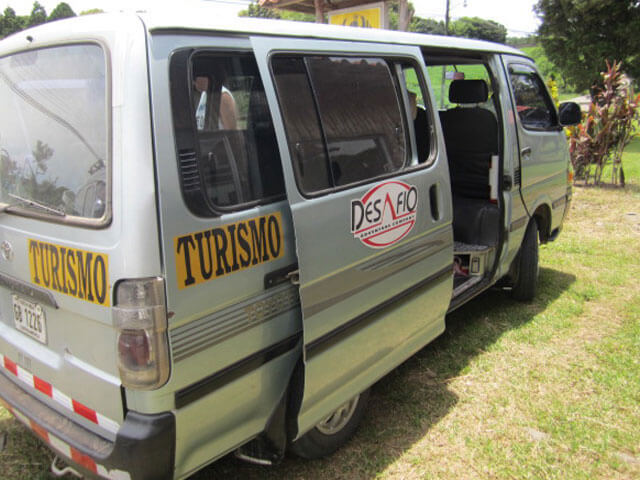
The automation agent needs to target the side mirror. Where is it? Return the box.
[558,102,582,126]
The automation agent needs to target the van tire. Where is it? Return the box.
[511,218,539,302]
[289,389,370,459]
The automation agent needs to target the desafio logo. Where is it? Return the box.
[351,181,418,249]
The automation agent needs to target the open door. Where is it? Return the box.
[252,37,454,434]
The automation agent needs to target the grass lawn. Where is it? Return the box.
[2,145,639,478]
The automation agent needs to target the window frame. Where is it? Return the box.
[169,48,287,217]
[269,51,437,199]
[508,63,560,132]
[0,41,113,228]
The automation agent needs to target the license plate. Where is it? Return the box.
[13,295,47,344]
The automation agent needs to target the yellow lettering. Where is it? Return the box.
[27,239,109,306]
[174,212,284,289]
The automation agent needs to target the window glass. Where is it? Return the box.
[272,55,407,194]
[306,57,406,187]
[271,57,331,192]
[0,44,107,220]
[403,65,431,164]
[509,66,557,130]
[427,63,492,110]
[189,53,285,208]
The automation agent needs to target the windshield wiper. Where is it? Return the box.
[6,193,66,217]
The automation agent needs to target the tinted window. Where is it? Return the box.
[273,55,407,194]
[0,45,107,221]
[271,57,331,192]
[171,52,285,214]
[509,66,558,130]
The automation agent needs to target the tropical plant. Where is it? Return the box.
[568,61,640,186]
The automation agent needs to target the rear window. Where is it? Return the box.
[0,44,108,222]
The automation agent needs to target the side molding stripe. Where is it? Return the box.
[509,216,528,232]
[175,332,301,409]
[306,264,453,359]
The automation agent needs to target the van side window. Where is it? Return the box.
[402,65,432,164]
[272,55,408,195]
[170,52,285,214]
[508,65,558,130]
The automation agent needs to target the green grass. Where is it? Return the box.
[2,146,640,479]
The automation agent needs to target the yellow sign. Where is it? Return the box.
[174,212,284,289]
[329,2,386,29]
[29,240,110,306]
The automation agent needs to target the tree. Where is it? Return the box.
[80,9,105,15]
[535,0,640,92]
[238,2,281,19]
[47,2,76,22]
[410,17,445,35]
[450,16,507,43]
[1,7,25,38]
[389,0,415,30]
[280,10,315,22]
[28,2,47,27]
[239,2,316,22]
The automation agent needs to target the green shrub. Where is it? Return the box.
[568,61,640,186]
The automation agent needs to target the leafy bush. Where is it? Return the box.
[568,61,640,186]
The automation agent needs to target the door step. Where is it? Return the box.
[453,242,494,298]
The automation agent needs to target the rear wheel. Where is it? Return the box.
[290,389,370,459]
[511,218,539,301]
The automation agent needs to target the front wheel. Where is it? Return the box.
[511,218,539,301]
[289,389,370,459]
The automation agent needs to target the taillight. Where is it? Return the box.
[112,277,170,390]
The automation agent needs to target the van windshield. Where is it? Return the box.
[0,44,108,221]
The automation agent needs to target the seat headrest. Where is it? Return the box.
[449,79,489,104]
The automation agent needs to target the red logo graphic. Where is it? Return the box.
[351,181,418,249]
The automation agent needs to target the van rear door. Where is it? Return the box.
[252,37,454,434]
[0,43,126,436]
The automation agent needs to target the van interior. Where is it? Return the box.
[425,56,504,300]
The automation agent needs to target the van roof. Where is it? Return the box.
[141,11,525,56]
[0,11,526,58]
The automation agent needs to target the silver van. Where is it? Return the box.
[0,12,580,479]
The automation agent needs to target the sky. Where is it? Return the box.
[1,0,541,37]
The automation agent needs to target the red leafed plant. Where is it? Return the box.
[568,60,640,186]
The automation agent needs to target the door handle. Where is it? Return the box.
[264,263,299,289]
[521,146,532,158]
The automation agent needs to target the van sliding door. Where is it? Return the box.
[251,37,454,435]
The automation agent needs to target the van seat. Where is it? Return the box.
[440,80,500,246]
[452,196,500,246]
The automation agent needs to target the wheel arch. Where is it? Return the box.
[532,203,552,244]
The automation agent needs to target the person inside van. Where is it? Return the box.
[193,75,238,131]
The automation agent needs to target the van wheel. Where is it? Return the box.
[511,218,539,301]
[289,389,370,459]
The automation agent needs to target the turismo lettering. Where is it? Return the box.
[175,212,284,289]
[28,240,110,306]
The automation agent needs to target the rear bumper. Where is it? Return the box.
[0,370,175,480]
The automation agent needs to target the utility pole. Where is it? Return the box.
[444,0,451,35]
